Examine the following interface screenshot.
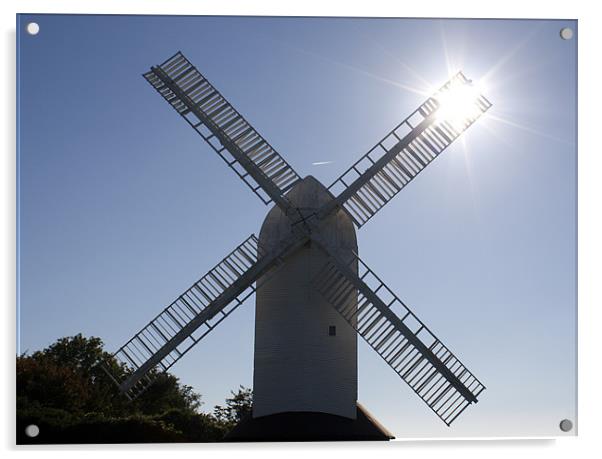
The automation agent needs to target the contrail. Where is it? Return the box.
[312,161,334,166]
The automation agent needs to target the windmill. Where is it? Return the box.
[104,51,491,440]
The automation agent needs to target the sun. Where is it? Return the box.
[434,77,487,131]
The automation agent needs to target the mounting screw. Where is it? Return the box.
[559,419,573,432]
[559,27,573,40]
[25,424,40,437]
[26,22,40,36]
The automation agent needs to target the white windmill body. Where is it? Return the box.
[253,176,358,419]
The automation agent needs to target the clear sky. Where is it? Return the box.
[17,15,576,438]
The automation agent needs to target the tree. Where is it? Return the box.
[17,334,201,417]
[16,334,243,443]
[213,385,253,428]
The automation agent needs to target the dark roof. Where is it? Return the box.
[223,402,394,442]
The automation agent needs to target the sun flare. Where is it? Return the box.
[434,79,487,131]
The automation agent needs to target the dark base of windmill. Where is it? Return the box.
[223,402,394,442]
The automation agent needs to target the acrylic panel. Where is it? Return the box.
[16,14,577,443]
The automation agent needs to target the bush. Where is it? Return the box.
[16,405,230,444]
[156,409,229,442]
[17,408,182,444]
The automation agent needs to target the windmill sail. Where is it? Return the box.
[144,51,301,210]
[104,234,295,399]
[313,249,485,425]
[322,72,492,227]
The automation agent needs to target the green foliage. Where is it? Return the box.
[16,334,241,444]
[213,385,253,428]
[17,334,201,418]
[156,409,228,442]
[135,373,202,416]
[16,405,230,444]
[16,405,183,444]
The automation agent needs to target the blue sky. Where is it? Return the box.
[17,15,576,438]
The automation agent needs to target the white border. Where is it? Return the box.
[3,1,600,458]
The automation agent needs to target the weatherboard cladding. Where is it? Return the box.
[253,177,358,419]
